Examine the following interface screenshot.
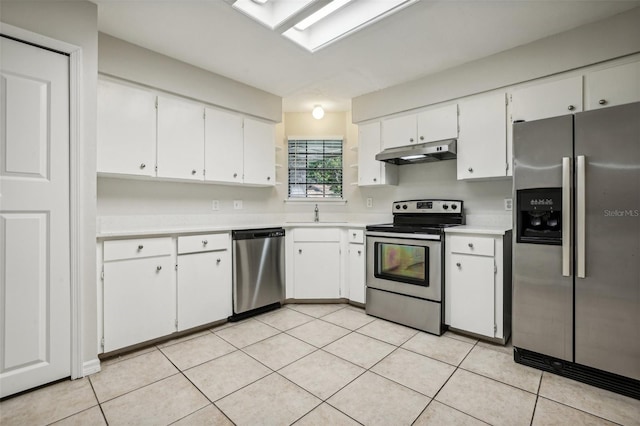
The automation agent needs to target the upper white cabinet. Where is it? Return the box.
[585,61,640,110]
[157,96,205,181]
[382,104,458,150]
[204,108,244,184]
[97,79,156,177]
[511,76,583,122]
[243,118,276,186]
[358,121,397,186]
[457,92,507,180]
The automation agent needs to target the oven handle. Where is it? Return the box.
[365,231,441,241]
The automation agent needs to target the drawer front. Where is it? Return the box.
[104,237,173,261]
[449,235,494,257]
[348,229,364,244]
[294,228,340,242]
[178,233,229,254]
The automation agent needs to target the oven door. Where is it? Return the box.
[366,232,441,301]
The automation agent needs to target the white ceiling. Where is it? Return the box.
[93,0,639,113]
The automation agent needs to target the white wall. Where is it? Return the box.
[0,0,99,364]
[353,7,640,122]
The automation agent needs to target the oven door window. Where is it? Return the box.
[374,242,429,287]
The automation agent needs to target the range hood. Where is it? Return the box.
[375,139,457,165]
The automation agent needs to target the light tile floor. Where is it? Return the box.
[1,303,639,425]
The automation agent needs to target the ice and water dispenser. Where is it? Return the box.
[516,188,563,245]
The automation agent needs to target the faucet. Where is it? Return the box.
[314,204,319,222]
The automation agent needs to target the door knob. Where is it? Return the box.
[599,99,607,105]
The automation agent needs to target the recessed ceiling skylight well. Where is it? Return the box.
[232,0,417,52]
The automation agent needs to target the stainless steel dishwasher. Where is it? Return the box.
[231,228,285,320]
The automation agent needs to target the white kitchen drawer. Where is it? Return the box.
[294,228,340,242]
[178,233,229,254]
[104,237,173,262]
[348,229,364,244]
[449,235,494,257]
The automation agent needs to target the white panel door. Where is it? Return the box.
[347,244,366,304]
[294,242,340,299]
[417,104,458,143]
[243,118,275,186]
[204,108,243,184]
[0,37,70,398]
[157,96,204,181]
[381,114,416,149]
[177,250,232,331]
[585,61,640,110]
[97,79,156,176]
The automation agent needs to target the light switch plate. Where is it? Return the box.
[233,200,243,210]
[366,197,373,208]
[504,198,513,211]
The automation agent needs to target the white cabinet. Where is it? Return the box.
[97,79,156,177]
[585,61,640,110]
[102,237,176,352]
[444,230,512,343]
[243,118,276,186]
[511,76,583,122]
[177,233,231,331]
[457,92,508,180]
[346,229,365,304]
[204,108,244,184]
[156,96,205,181]
[293,228,341,299]
[382,104,458,150]
[358,121,397,186]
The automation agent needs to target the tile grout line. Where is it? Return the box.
[86,377,110,426]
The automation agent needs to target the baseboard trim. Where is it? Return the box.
[82,358,101,377]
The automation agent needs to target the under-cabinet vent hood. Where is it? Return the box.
[375,139,457,165]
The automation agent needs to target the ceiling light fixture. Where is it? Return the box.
[294,0,353,31]
[312,105,325,120]
[251,0,268,4]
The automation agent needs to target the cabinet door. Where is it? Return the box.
[417,104,458,143]
[204,108,244,184]
[103,255,175,352]
[294,242,340,299]
[97,79,156,176]
[243,118,275,186]
[458,93,507,179]
[382,114,417,149]
[585,61,640,110]
[177,250,231,331]
[157,96,204,180]
[511,76,583,122]
[359,122,398,187]
[347,243,365,304]
[449,253,495,337]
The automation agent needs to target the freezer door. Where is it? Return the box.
[512,115,574,361]
[574,102,640,380]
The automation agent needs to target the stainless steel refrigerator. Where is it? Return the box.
[512,101,639,399]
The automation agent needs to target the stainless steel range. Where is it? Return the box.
[366,199,464,335]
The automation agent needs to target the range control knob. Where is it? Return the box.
[395,204,401,210]
[451,204,458,210]
[443,204,449,210]
[402,204,408,210]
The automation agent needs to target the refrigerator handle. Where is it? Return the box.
[576,155,586,278]
[562,157,571,277]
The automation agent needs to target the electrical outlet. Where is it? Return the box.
[366,197,373,208]
[504,198,513,211]
[233,200,243,210]
[212,200,220,211]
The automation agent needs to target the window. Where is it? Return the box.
[288,138,343,199]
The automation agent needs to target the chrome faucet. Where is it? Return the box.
[314,204,319,222]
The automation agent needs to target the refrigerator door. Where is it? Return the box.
[512,115,574,361]
[574,102,640,380]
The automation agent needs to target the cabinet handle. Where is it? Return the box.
[267,176,271,181]
[298,249,302,254]
[216,258,221,264]
[358,250,362,255]
[468,243,474,248]
[373,178,377,182]
[192,169,197,175]
[456,262,461,268]
[202,240,208,245]
[156,265,162,271]
[419,136,424,141]
[353,233,357,238]
[140,163,146,169]
[567,105,575,111]
[233,173,237,178]
[598,99,607,105]
[137,245,144,250]
[468,167,473,173]
[409,138,414,143]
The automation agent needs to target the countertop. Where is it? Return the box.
[444,225,512,235]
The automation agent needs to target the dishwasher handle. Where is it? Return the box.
[232,228,285,240]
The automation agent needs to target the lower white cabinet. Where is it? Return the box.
[102,237,176,352]
[444,229,512,343]
[347,243,365,304]
[177,233,231,331]
[292,228,341,299]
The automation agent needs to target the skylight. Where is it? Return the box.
[231,0,417,52]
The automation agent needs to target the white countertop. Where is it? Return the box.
[444,225,512,235]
